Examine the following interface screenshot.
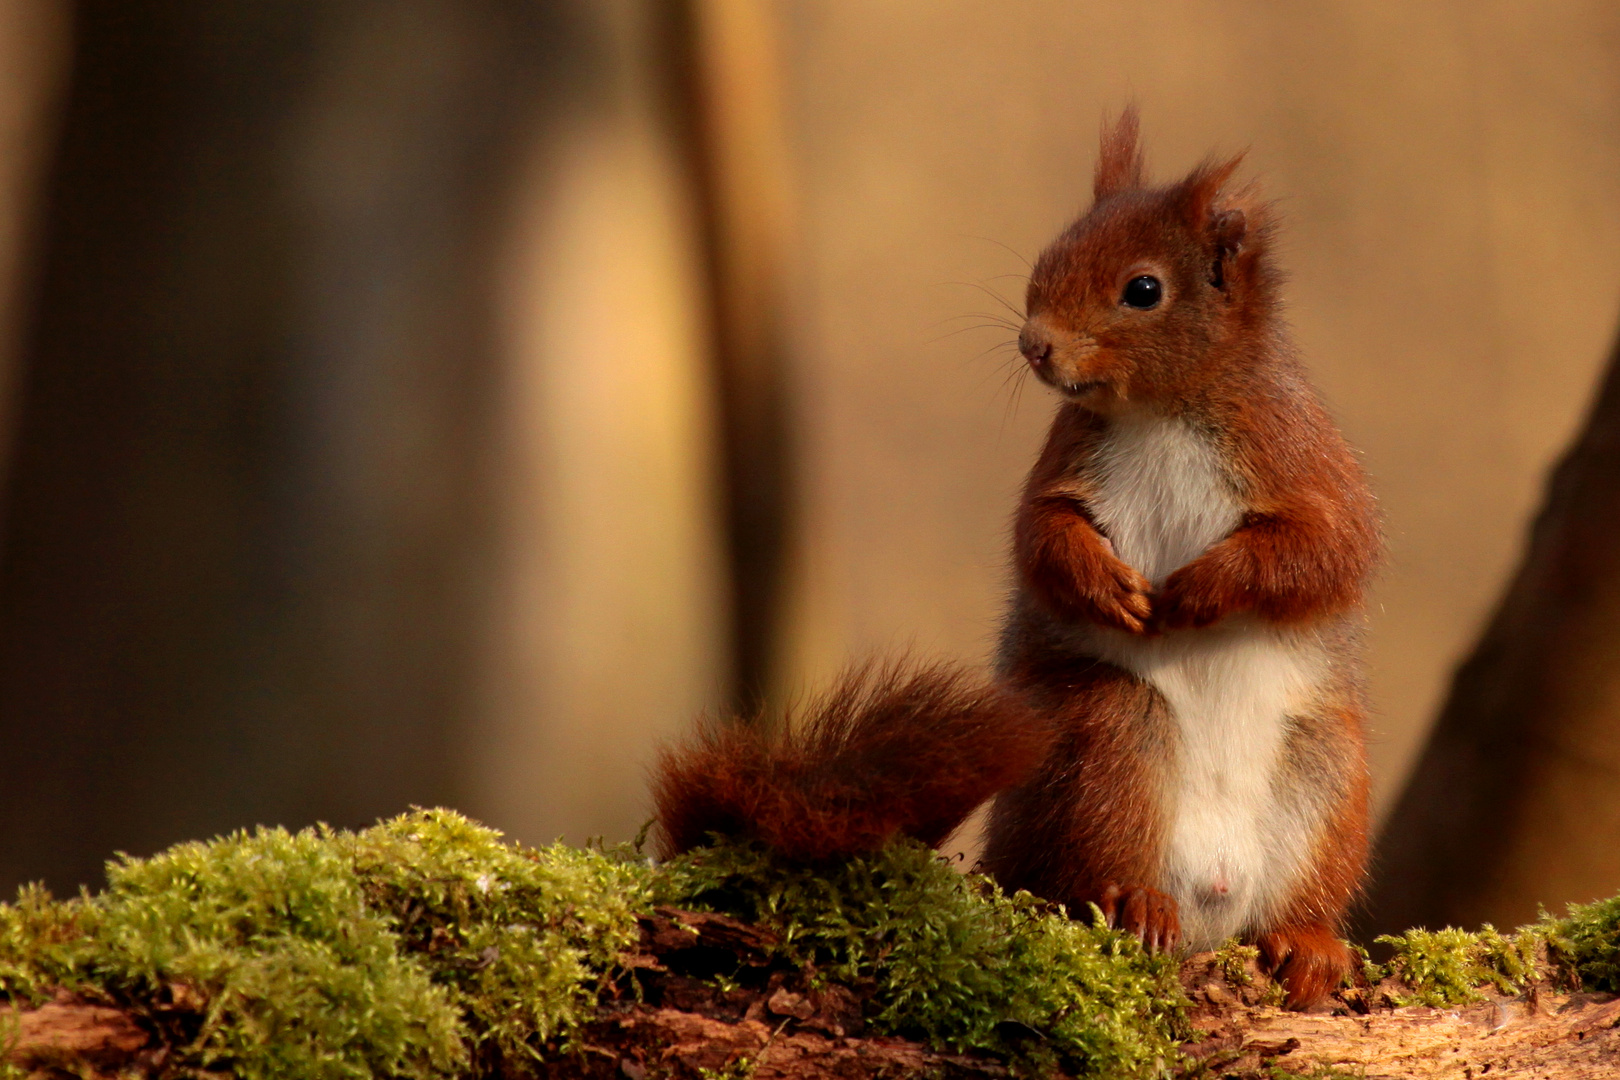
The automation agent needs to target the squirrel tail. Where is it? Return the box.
[651,659,1051,861]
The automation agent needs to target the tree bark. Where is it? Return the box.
[1368,326,1620,936]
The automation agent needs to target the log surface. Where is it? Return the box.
[5,921,1618,1079]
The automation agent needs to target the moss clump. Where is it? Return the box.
[1368,894,1620,1007]
[1375,924,1539,1007]
[349,809,652,1065]
[658,838,1188,1078]
[1212,940,1259,987]
[1541,894,1620,993]
[0,883,97,1004]
[1,814,1188,1078]
[2,824,466,1080]
[0,810,652,1079]
[20,807,1618,1077]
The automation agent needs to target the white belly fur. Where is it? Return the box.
[1081,412,1326,948]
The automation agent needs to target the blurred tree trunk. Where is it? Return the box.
[0,0,68,505]
[658,0,798,705]
[0,0,599,894]
[1368,326,1620,935]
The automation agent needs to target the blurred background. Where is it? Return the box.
[0,0,1618,942]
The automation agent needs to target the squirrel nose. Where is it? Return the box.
[1018,325,1053,368]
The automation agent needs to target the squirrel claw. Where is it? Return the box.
[1107,606,1148,635]
[1101,566,1154,635]
[1095,882,1180,953]
[1255,923,1353,1010]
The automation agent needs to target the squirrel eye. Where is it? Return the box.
[1121,275,1162,309]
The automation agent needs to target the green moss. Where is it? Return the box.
[0,1007,25,1080]
[1375,927,1477,1006]
[1212,940,1259,987]
[696,1058,760,1080]
[1368,896,1620,1006]
[1348,943,1382,989]
[349,809,652,1063]
[0,883,98,1003]
[0,810,654,1079]
[658,838,1188,1078]
[7,806,1612,1078]
[1542,895,1620,993]
[3,823,464,1080]
[1374,924,1540,1007]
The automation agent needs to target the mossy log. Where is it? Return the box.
[2,811,1617,1079]
[7,936,1620,1078]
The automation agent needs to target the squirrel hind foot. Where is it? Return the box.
[1095,882,1180,954]
[1255,923,1352,1011]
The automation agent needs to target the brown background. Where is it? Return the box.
[769,1,1620,829]
[0,0,1617,931]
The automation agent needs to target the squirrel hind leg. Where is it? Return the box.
[1255,923,1353,1010]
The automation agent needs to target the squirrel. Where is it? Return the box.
[651,107,1380,1012]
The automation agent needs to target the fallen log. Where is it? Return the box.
[2,811,1616,1079]
[6,952,1613,1075]
[8,919,1618,1079]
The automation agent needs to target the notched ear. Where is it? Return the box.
[1092,105,1146,204]
[1179,151,1246,226]
[1178,153,1255,289]
[1210,208,1248,251]
[1208,208,1247,289]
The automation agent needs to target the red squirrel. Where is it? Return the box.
[652,108,1379,1011]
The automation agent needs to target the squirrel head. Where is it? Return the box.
[1019,106,1279,411]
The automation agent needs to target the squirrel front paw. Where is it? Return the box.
[1086,559,1153,634]
[1150,560,1233,631]
[1094,882,1180,953]
[1023,544,1153,634]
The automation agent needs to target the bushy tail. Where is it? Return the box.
[651,660,1051,861]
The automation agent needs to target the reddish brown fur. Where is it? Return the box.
[1015,109,1378,634]
[989,107,1379,1010]
[649,109,1377,1013]
[1092,106,1146,203]
[1255,702,1371,1007]
[1256,924,1356,1011]
[651,661,1052,861]
[1273,705,1372,931]
[1013,410,1154,634]
[980,655,1181,950]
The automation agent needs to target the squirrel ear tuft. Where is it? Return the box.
[1093,105,1146,203]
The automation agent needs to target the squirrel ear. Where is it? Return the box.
[1180,154,1253,290]
[1093,105,1146,203]
[1207,209,1246,289]
[1210,208,1248,252]
[1179,152,1247,227]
